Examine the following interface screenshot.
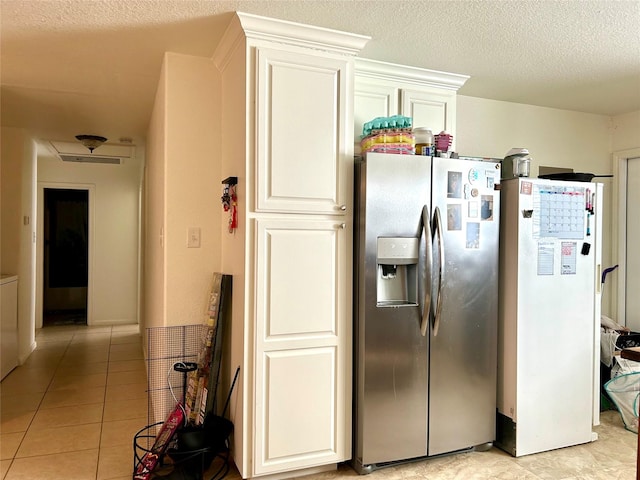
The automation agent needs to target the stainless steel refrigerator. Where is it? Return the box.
[353,152,501,473]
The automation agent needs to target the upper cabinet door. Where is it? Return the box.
[353,82,399,148]
[255,46,352,215]
[401,88,457,146]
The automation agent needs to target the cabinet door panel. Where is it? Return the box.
[354,83,398,147]
[258,224,338,339]
[253,218,351,475]
[256,220,348,348]
[401,88,457,146]
[256,47,349,214]
[256,347,337,472]
[1,279,18,380]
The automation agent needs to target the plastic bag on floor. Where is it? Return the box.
[611,356,640,378]
[601,328,620,368]
[604,371,640,433]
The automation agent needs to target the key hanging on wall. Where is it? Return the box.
[221,177,238,234]
[228,184,238,233]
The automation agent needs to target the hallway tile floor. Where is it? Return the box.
[1,324,147,480]
[1,324,637,479]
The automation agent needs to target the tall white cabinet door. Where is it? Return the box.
[255,47,351,215]
[401,88,456,139]
[253,218,351,475]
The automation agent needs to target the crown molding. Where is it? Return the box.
[355,57,469,91]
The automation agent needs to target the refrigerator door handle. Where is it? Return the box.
[420,204,433,336]
[432,206,445,336]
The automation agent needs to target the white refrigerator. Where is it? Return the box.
[497,177,602,457]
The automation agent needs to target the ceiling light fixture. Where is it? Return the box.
[75,134,107,153]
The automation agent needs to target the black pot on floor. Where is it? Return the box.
[167,416,234,478]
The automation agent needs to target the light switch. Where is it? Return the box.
[188,227,201,248]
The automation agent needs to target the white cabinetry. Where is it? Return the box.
[214,13,368,479]
[253,218,350,475]
[255,47,351,215]
[1,275,18,380]
[354,58,469,152]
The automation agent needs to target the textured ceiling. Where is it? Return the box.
[1,0,639,146]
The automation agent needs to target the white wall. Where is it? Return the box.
[165,53,222,326]
[1,127,37,362]
[144,52,222,330]
[142,51,222,424]
[216,39,249,474]
[144,58,167,332]
[457,96,612,175]
[457,96,615,314]
[38,152,141,325]
[612,110,640,152]
[1,128,24,275]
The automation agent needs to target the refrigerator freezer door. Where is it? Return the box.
[428,157,501,456]
[354,153,431,468]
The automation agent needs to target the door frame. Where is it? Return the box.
[36,182,95,328]
[611,148,640,326]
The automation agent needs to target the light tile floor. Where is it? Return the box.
[1,324,637,480]
[1,324,147,480]
[308,408,638,480]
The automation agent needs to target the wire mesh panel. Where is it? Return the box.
[146,324,205,428]
[134,274,234,479]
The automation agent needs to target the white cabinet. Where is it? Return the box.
[353,82,398,133]
[255,47,351,215]
[354,58,469,152]
[214,12,368,479]
[253,218,350,475]
[400,88,457,136]
[1,275,18,380]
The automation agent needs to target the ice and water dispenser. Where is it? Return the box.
[376,237,419,306]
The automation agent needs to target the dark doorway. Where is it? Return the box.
[43,188,88,326]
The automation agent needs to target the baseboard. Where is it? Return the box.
[19,341,37,365]
[249,463,337,480]
[89,319,138,327]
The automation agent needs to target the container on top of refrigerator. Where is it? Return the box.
[360,115,415,155]
[361,115,412,137]
[414,127,433,156]
[434,131,453,157]
[502,148,531,179]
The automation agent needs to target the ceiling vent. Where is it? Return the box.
[59,154,122,164]
[49,140,135,165]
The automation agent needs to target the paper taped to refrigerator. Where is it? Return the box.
[561,241,577,275]
[537,241,555,275]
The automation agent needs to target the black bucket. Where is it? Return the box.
[167,416,234,477]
